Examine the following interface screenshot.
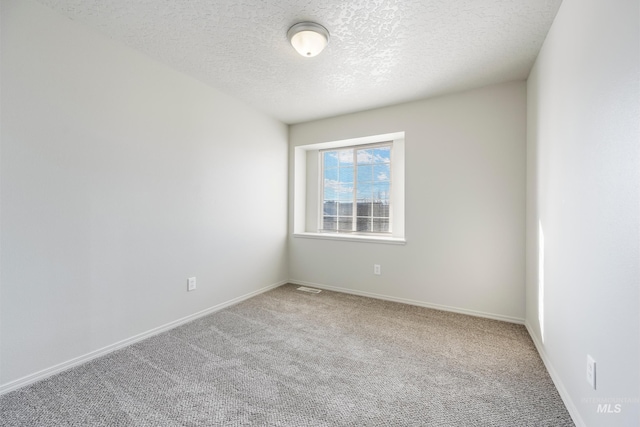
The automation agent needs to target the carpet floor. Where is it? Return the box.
[0,284,574,426]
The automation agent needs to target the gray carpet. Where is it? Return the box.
[0,284,574,426]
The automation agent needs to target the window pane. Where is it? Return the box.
[338,218,353,231]
[373,147,391,163]
[323,216,337,230]
[324,167,338,182]
[373,182,390,201]
[372,202,389,217]
[357,201,371,216]
[324,151,338,168]
[324,168,339,201]
[357,165,373,183]
[357,149,374,165]
[374,164,390,182]
[337,187,353,201]
[372,218,389,232]
[321,143,393,235]
[338,202,353,216]
[323,201,337,216]
[324,185,337,202]
[356,182,373,201]
[338,149,353,166]
[357,217,372,232]
[339,167,354,183]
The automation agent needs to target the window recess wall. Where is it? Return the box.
[293,132,405,244]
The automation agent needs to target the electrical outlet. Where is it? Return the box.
[374,264,381,275]
[187,277,196,292]
[586,355,596,389]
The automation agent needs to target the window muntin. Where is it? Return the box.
[321,143,392,234]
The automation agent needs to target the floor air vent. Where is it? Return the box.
[296,286,322,294]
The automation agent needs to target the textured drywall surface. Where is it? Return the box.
[35,0,561,123]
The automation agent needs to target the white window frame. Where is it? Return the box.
[292,132,405,245]
[319,142,393,235]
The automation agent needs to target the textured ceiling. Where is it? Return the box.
[36,0,562,124]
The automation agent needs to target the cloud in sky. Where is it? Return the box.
[324,179,353,200]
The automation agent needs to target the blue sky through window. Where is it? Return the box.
[323,147,390,202]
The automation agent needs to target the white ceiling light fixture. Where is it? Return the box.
[287,22,330,58]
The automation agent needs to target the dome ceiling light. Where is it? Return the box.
[287,22,330,58]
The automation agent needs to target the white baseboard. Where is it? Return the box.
[524,321,585,427]
[0,280,287,396]
[289,279,525,324]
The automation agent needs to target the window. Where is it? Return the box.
[292,131,405,244]
[321,144,392,234]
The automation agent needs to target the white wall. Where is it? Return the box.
[0,0,288,387]
[289,82,527,322]
[526,0,640,425]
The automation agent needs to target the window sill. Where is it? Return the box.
[293,232,406,245]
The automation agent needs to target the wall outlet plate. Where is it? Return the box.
[374,264,381,275]
[586,354,596,389]
[187,277,196,291]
